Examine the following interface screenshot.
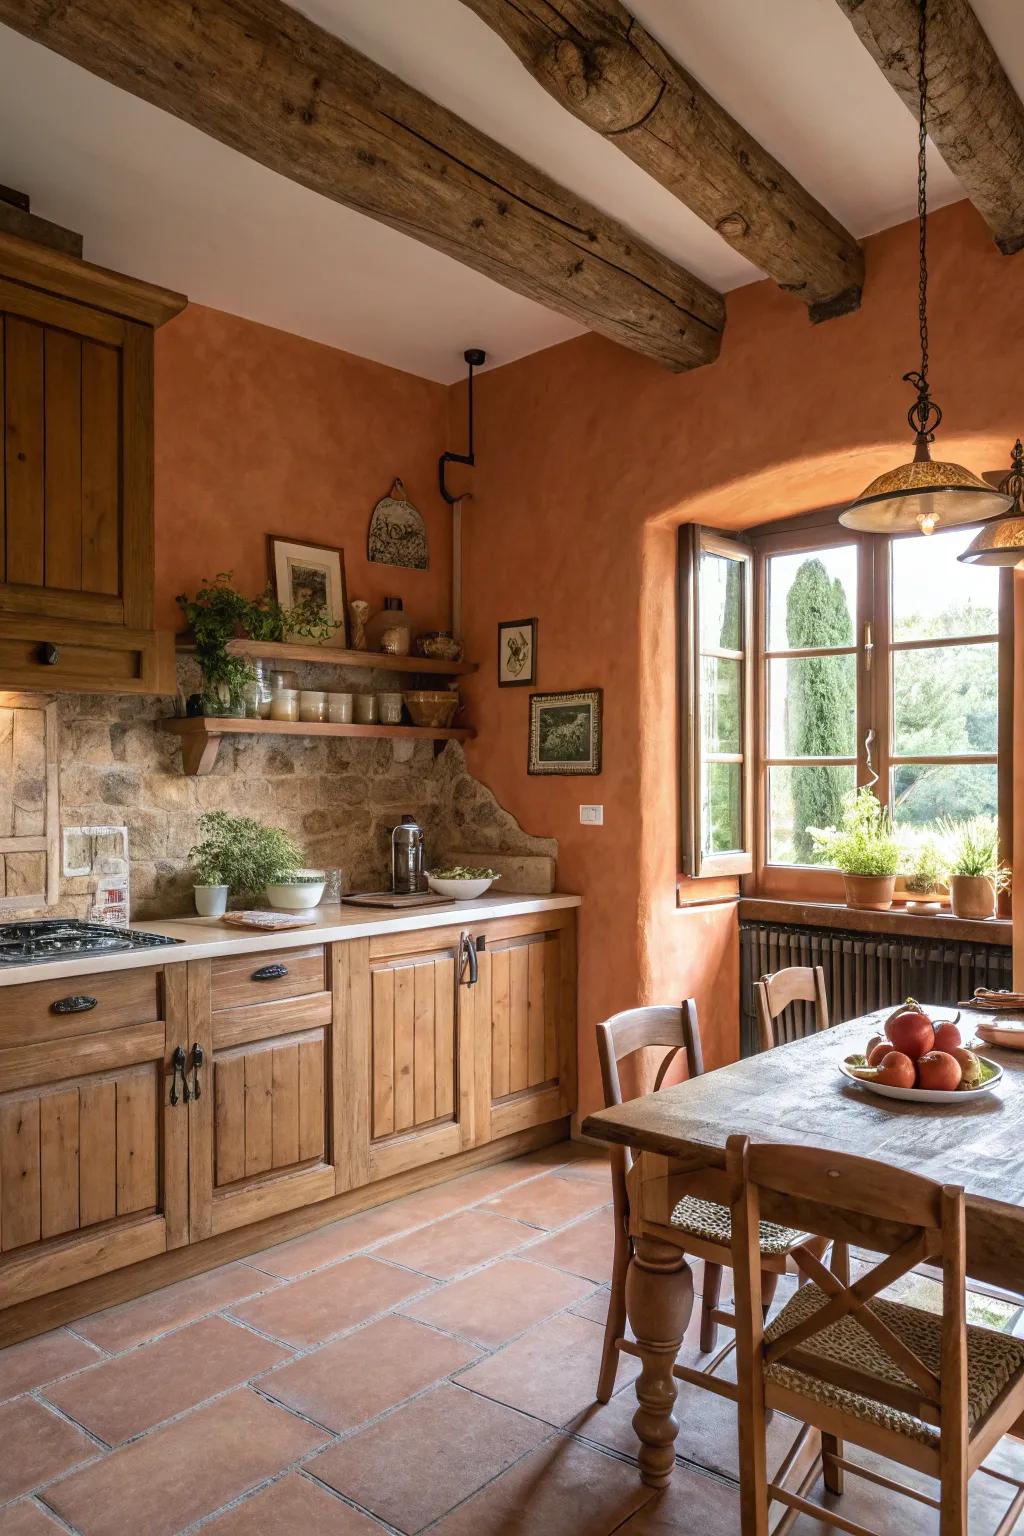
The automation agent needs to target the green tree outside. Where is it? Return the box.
[784,559,855,862]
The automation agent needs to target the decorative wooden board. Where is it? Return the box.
[218,911,319,932]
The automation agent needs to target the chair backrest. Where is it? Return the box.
[595,1002,704,1176]
[727,1135,966,1436]
[754,964,829,1052]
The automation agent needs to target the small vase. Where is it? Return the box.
[949,874,995,920]
[194,884,228,917]
[843,874,896,911]
[349,599,370,651]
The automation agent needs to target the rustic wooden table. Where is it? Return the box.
[582,1009,1024,1487]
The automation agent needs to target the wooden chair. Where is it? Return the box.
[755,965,830,1053]
[727,1135,1024,1536]
[595,1002,825,1403]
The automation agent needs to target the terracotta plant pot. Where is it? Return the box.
[843,873,896,911]
[949,874,996,920]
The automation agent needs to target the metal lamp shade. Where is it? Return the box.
[839,454,1014,533]
[958,515,1024,566]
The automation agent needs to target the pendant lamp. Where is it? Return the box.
[958,440,1024,566]
[838,0,1013,535]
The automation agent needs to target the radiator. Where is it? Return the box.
[739,920,1013,1057]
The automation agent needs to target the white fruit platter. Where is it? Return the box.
[838,1057,1003,1104]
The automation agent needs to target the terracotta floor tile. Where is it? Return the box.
[427,1434,654,1535]
[228,1255,429,1348]
[0,1503,66,1535]
[201,1472,385,1534]
[570,1285,614,1326]
[612,1464,741,1535]
[73,1263,282,1353]
[44,1315,290,1445]
[402,1258,595,1348]
[553,1156,612,1187]
[0,1398,96,1502]
[525,1208,615,1283]
[262,1313,478,1432]
[309,1382,548,1534]
[43,1389,328,1536]
[456,1312,638,1427]
[373,1209,533,1280]
[482,1173,611,1231]
[0,1328,103,1402]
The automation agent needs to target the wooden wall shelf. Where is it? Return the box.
[161,716,475,775]
[176,638,477,677]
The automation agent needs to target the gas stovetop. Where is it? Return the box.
[0,919,184,967]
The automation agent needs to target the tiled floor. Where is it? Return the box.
[0,1138,1020,1534]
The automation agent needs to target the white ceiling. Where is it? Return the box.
[0,0,1018,382]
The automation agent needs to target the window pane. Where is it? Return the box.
[891,526,999,640]
[892,762,997,827]
[702,762,742,855]
[700,551,742,651]
[702,657,741,755]
[768,764,855,865]
[766,546,856,651]
[768,655,856,758]
[892,643,998,755]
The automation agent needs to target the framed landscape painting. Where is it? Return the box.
[268,535,349,647]
[497,617,537,687]
[528,689,602,775]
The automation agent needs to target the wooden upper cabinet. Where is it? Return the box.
[0,231,185,693]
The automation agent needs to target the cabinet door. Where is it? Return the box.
[188,952,336,1240]
[474,911,577,1143]
[0,964,188,1310]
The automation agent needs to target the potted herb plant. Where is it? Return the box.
[809,788,900,911]
[939,817,1008,920]
[176,573,255,717]
[187,812,303,914]
[903,835,947,915]
[265,869,327,910]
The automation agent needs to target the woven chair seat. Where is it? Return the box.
[670,1196,807,1257]
[765,1282,1024,1447]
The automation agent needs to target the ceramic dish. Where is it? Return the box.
[426,874,497,900]
[264,872,326,910]
[838,1057,1003,1104]
[975,1021,1024,1051]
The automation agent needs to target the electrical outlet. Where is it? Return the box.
[579,804,604,826]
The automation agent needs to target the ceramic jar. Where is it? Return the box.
[377,691,403,725]
[354,693,378,724]
[299,690,328,722]
[327,692,354,723]
[367,597,411,655]
[270,688,300,722]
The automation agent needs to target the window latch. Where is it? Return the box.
[863,621,874,672]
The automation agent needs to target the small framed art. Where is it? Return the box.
[528,689,602,775]
[497,617,537,687]
[267,535,349,647]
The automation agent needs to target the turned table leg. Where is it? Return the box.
[625,1233,694,1488]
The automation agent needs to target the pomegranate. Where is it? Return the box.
[953,1047,984,1089]
[917,1051,963,1092]
[932,1021,962,1054]
[852,1050,916,1090]
[884,1002,935,1061]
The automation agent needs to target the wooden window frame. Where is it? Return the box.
[678,525,754,878]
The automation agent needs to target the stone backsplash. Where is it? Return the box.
[13,662,555,921]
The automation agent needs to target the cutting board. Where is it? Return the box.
[342,891,454,910]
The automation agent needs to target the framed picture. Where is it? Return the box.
[267,535,349,648]
[497,617,537,687]
[528,689,602,775]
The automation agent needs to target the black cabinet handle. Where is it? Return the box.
[51,995,97,1016]
[170,1045,186,1107]
[189,1043,204,1101]
[37,642,59,666]
[460,932,478,988]
[252,963,288,982]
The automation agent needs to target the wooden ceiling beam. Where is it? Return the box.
[835,0,1024,255]
[461,0,864,320]
[0,0,725,372]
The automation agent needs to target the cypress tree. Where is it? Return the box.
[785,559,855,861]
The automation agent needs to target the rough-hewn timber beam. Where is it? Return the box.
[835,0,1024,255]
[0,0,725,371]
[461,0,864,320]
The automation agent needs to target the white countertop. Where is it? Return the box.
[0,894,581,986]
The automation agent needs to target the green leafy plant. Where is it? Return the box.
[187,812,303,896]
[280,593,342,644]
[242,587,288,644]
[938,817,1010,889]
[267,871,325,886]
[904,836,947,895]
[176,573,255,709]
[809,788,899,877]
[428,866,499,880]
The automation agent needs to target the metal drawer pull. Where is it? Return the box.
[189,1043,204,1101]
[170,1045,187,1106]
[460,932,478,988]
[37,642,59,666]
[51,995,97,1015]
[252,963,288,981]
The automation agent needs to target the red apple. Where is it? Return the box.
[932,1021,962,1054]
[953,1047,983,1088]
[917,1051,963,1092]
[884,1007,935,1061]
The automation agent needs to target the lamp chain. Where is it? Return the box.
[903,0,941,441]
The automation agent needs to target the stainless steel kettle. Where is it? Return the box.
[391,814,425,894]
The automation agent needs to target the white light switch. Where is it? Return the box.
[579,804,604,826]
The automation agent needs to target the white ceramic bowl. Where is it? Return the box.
[265,874,326,910]
[838,1057,1003,1104]
[426,875,498,901]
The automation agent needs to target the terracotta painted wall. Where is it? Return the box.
[455,200,1024,1120]
[153,304,452,634]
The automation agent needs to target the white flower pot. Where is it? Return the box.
[194,884,228,917]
